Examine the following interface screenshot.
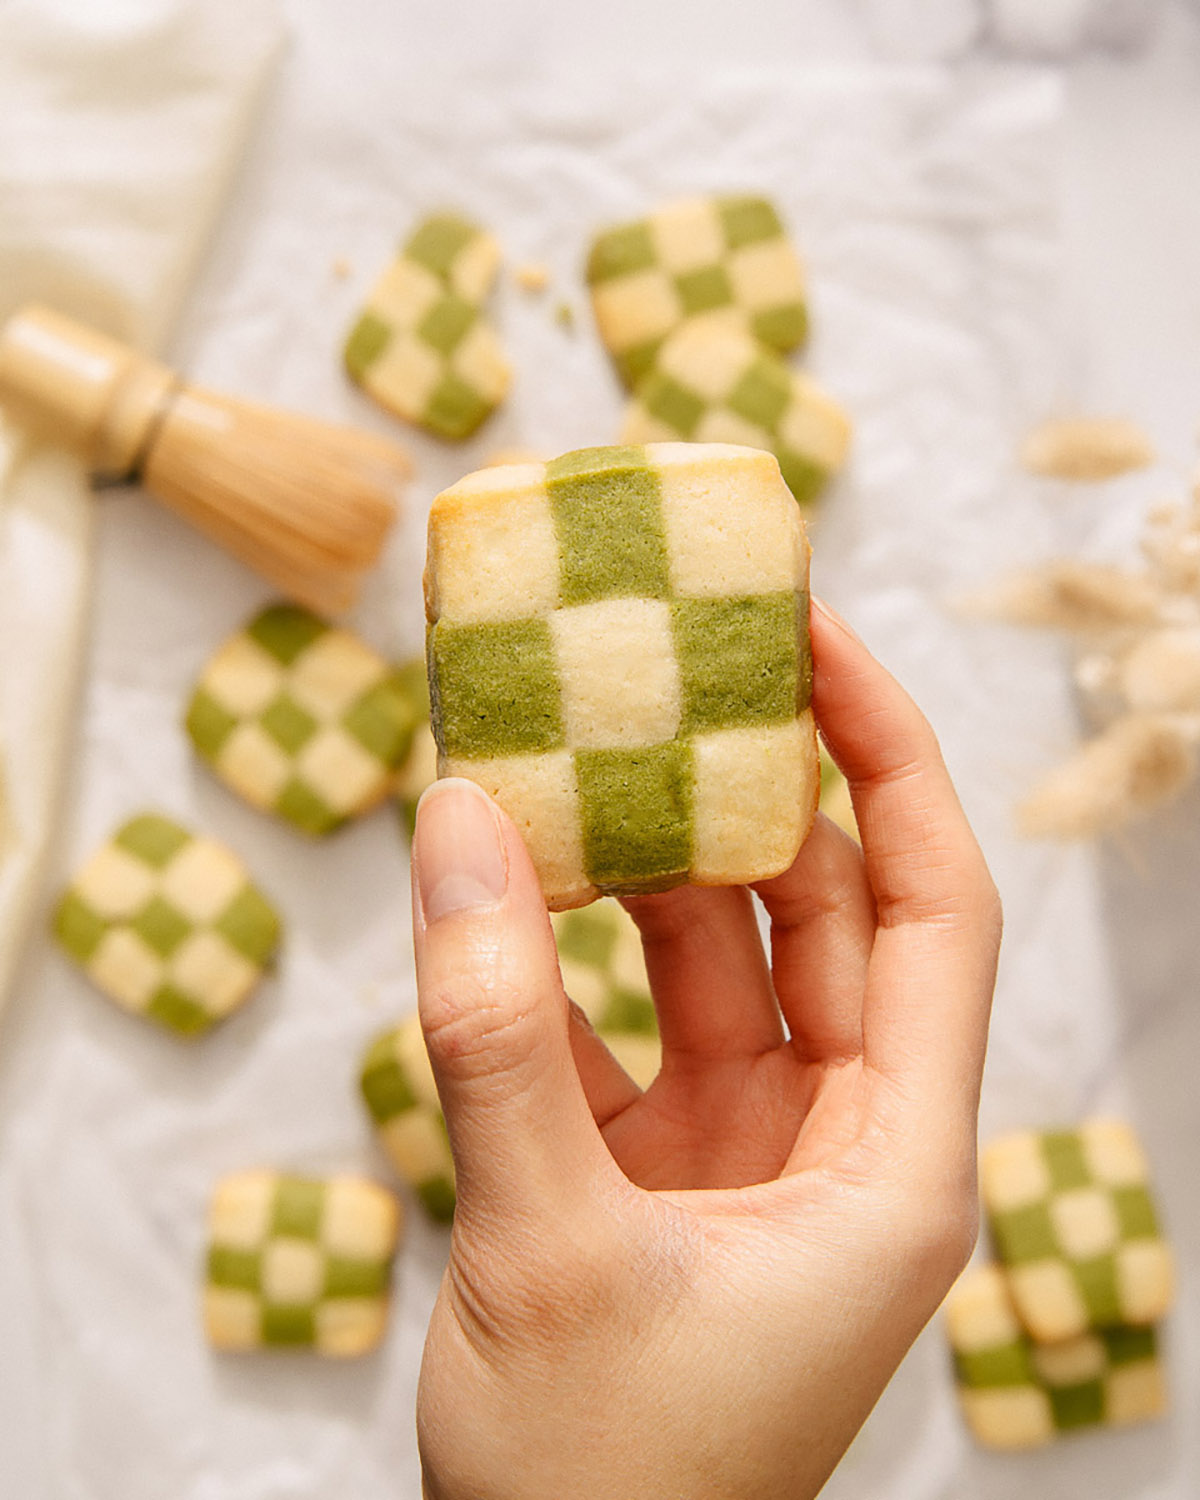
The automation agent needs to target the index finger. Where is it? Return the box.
[810,598,1001,1104]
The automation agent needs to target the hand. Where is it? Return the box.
[410,597,1001,1500]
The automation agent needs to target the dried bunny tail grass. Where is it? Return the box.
[1117,628,1200,714]
[143,390,407,613]
[957,562,1162,633]
[1020,417,1155,481]
[1018,715,1196,839]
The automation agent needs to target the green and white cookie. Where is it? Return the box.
[53,813,280,1038]
[982,1120,1174,1344]
[390,657,437,838]
[552,897,660,1088]
[620,324,850,509]
[359,1018,456,1223]
[587,195,807,389]
[425,443,818,908]
[204,1170,401,1356]
[345,212,509,440]
[363,901,659,1224]
[947,1265,1166,1449]
[186,604,417,837]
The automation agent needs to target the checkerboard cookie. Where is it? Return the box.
[425,443,818,908]
[552,897,660,1088]
[947,1265,1166,1449]
[586,195,807,389]
[363,899,660,1224]
[204,1170,401,1356]
[619,324,850,509]
[53,814,280,1038]
[359,1018,455,1223]
[345,212,509,440]
[981,1120,1173,1343]
[186,604,417,836]
[389,657,437,838]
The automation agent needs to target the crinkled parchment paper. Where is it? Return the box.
[7,16,1184,1497]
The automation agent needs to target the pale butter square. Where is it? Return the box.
[690,715,817,883]
[657,447,802,598]
[551,598,681,750]
[159,838,245,923]
[427,476,560,624]
[87,927,164,1012]
[72,844,157,919]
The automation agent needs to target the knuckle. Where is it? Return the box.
[420,967,544,1082]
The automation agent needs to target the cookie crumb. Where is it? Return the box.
[514,262,551,293]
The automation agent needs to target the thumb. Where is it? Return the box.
[411,778,610,1231]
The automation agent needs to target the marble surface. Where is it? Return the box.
[2,2,1200,1496]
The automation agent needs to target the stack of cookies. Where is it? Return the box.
[586,195,851,509]
[947,1119,1174,1448]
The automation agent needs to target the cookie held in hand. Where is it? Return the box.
[424,443,818,908]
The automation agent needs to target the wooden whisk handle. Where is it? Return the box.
[0,304,178,478]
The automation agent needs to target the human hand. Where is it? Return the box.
[410,597,1001,1500]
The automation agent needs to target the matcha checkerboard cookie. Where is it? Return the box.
[552,898,660,1088]
[586,195,807,389]
[425,443,819,909]
[390,656,438,838]
[52,813,280,1038]
[946,1265,1166,1449]
[620,324,850,509]
[361,900,660,1224]
[359,1017,456,1223]
[186,603,418,836]
[204,1170,401,1356]
[345,212,510,440]
[981,1120,1173,1343]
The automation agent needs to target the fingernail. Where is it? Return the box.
[414,779,508,924]
[812,594,862,643]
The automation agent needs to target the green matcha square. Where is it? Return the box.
[424,372,494,441]
[207,1245,262,1292]
[751,303,808,351]
[260,694,319,755]
[275,779,339,837]
[405,213,478,281]
[673,593,799,733]
[1071,1257,1123,1328]
[131,896,191,958]
[185,689,238,760]
[262,1304,316,1347]
[727,357,792,431]
[344,312,391,379]
[674,264,733,316]
[575,743,694,890]
[271,1177,325,1240]
[586,221,657,284]
[546,447,670,605]
[114,813,191,869]
[52,891,107,964]
[642,372,706,439]
[248,604,327,667]
[146,986,212,1037]
[718,195,783,249]
[430,619,564,759]
[992,1200,1058,1264]
[214,887,282,966]
[418,295,477,357]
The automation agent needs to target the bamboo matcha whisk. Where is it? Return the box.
[0,304,409,615]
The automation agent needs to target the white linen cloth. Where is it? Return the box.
[0,0,282,1016]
